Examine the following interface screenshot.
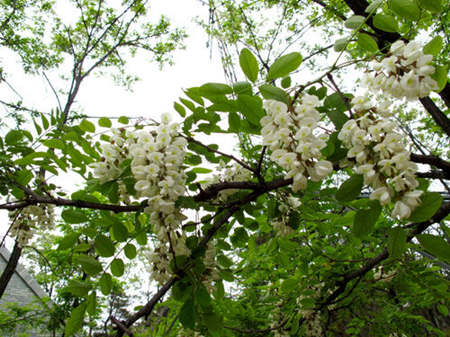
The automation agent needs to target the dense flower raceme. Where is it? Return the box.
[201,161,253,201]
[90,115,221,287]
[272,195,302,237]
[261,95,333,192]
[338,96,422,219]
[363,40,439,100]
[8,204,55,247]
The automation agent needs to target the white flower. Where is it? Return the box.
[390,40,405,55]
[392,201,411,219]
[370,187,392,205]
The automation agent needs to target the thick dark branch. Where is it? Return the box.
[0,241,22,299]
[194,181,261,202]
[0,194,143,213]
[410,153,450,175]
[416,170,450,180]
[419,97,450,137]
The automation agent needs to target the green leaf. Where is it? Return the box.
[15,170,33,186]
[180,298,195,329]
[41,114,49,130]
[111,220,128,242]
[86,292,97,316]
[79,119,95,133]
[431,65,448,92]
[391,0,420,20]
[358,33,378,53]
[203,312,223,332]
[118,116,129,124]
[191,167,212,174]
[58,233,80,250]
[239,48,259,83]
[98,117,112,128]
[94,235,115,257]
[111,258,125,277]
[136,232,148,245]
[5,130,23,145]
[124,243,137,259]
[233,81,253,95]
[65,280,91,297]
[228,112,241,132]
[42,139,65,150]
[409,192,443,222]
[281,76,291,88]
[366,0,383,13]
[418,0,442,13]
[423,36,443,56]
[345,15,365,29]
[267,52,302,80]
[199,83,233,96]
[437,304,448,316]
[65,302,86,336]
[237,94,264,126]
[353,201,382,238]
[62,209,89,224]
[174,102,186,117]
[259,84,289,104]
[73,255,103,276]
[334,37,349,52]
[417,234,450,262]
[217,255,233,268]
[99,273,113,295]
[387,227,407,259]
[373,14,399,33]
[336,174,364,202]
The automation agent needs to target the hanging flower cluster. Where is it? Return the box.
[272,196,302,237]
[91,114,190,284]
[269,300,289,337]
[201,241,221,293]
[9,204,55,247]
[338,96,422,219]
[201,161,253,201]
[363,40,439,100]
[261,96,333,192]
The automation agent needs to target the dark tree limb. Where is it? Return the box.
[0,241,22,299]
[410,153,450,175]
[419,97,450,137]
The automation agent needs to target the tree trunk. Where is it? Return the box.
[0,241,22,299]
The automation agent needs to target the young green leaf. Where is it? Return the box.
[391,0,420,21]
[353,201,382,238]
[94,235,115,257]
[65,302,87,336]
[111,258,125,277]
[180,298,195,329]
[387,227,407,259]
[98,117,112,128]
[58,233,80,250]
[334,37,349,52]
[358,33,378,53]
[74,255,103,276]
[431,65,448,92]
[417,234,450,262]
[409,192,443,222]
[199,83,233,96]
[259,84,289,104]
[111,220,128,242]
[62,209,89,224]
[80,119,95,133]
[373,14,398,32]
[267,52,302,80]
[336,174,364,202]
[423,36,443,56]
[99,273,113,295]
[124,243,137,259]
[345,15,365,29]
[418,0,442,13]
[239,48,259,83]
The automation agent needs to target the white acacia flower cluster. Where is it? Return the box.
[261,96,333,192]
[338,96,422,219]
[202,161,253,201]
[9,204,55,247]
[201,241,221,293]
[91,114,191,285]
[269,300,289,337]
[272,196,302,237]
[363,40,438,100]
